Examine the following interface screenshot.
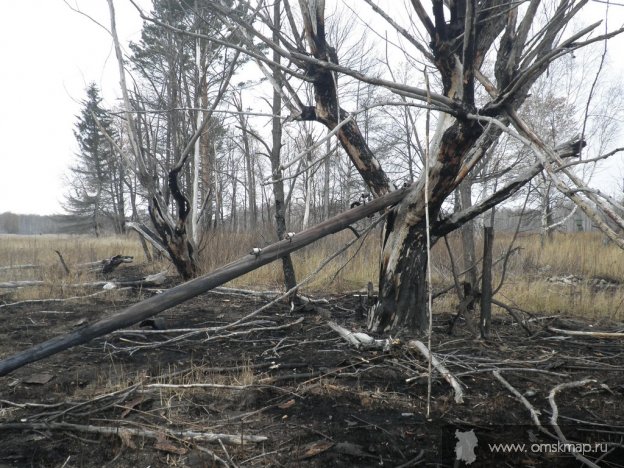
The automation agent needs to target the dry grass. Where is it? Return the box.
[200,227,624,321]
[197,226,384,292]
[2,229,623,320]
[0,233,155,301]
[0,234,148,267]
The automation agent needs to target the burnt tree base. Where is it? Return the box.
[368,224,429,333]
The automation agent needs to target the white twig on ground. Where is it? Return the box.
[547,327,624,339]
[492,370,544,430]
[407,340,464,404]
[548,379,599,468]
[327,321,391,350]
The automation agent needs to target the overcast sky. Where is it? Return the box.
[1,1,623,215]
[0,1,143,215]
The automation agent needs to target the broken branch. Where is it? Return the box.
[406,340,464,404]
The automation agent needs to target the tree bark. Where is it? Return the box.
[271,0,297,290]
[368,220,429,332]
[480,226,494,339]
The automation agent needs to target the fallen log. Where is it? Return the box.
[0,264,41,272]
[0,422,267,445]
[0,280,45,289]
[547,326,624,339]
[0,273,166,291]
[0,186,409,376]
[84,271,167,289]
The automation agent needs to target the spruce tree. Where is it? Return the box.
[64,83,120,235]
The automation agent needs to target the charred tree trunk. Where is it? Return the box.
[368,219,429,332]
[295,3,392,198]
[149,189,198,280]
[369,119,483,332]
[480,226,494,339]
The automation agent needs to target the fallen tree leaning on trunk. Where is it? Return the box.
[0,186,409,377]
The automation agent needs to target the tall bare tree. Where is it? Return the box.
[223,0,622,332]
[114,0,623,332]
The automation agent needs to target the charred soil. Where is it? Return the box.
[1,273,623,467]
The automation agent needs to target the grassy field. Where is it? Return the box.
[1,229,623,319]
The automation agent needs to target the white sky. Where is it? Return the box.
[0,1,623,215]
[0,1,143,215]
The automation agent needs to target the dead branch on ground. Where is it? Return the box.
[108,317,304,354]
[0,288,132,310]
[492,370,546,431]
[547,327,624,339]
[548,379,599,468]
[0,421,267,445]
[327,321,392,350]
[406,340,464,404]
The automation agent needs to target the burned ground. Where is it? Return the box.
[1,272,623,467]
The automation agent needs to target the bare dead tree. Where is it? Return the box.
[107,0,241,279]
[128,0,623,333]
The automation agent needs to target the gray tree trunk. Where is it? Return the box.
[270,0,297,290]
[459,179,478,288]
